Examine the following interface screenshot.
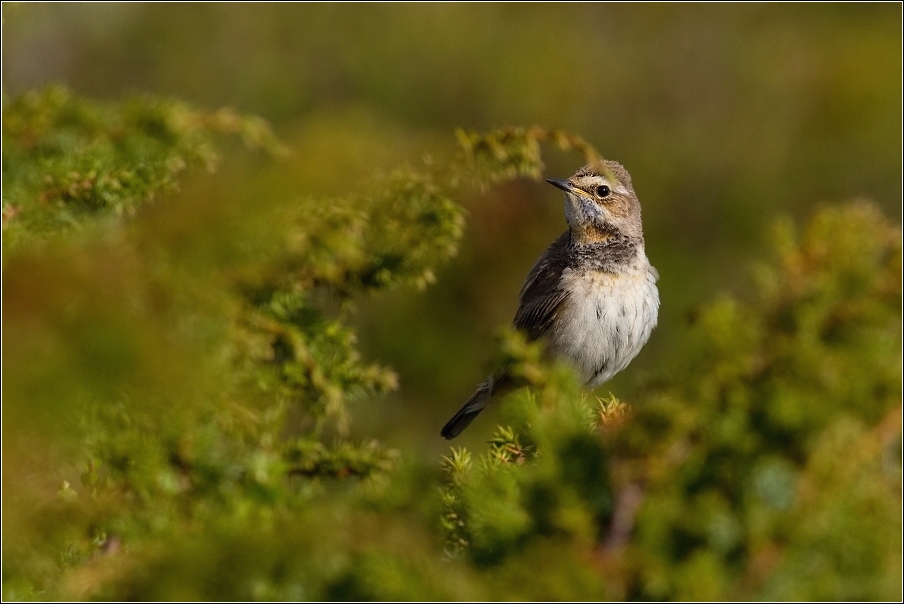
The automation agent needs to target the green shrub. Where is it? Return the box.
[438,202,900,600]
[3,88,899,600]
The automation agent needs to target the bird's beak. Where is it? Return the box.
[546,178,575,193]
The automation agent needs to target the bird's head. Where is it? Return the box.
[547,160,643,245]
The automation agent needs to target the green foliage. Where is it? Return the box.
[1,87,593,600]
[614,201,902,600]
[3,87,900,601]
[455,126,599,187]
[2,86,285,248]
[438,203,901,600]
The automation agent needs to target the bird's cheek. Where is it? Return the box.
[581,198,606,220]
[563,195,582,223]
[565,195,604,225]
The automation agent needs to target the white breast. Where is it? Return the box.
[548,261,659,388]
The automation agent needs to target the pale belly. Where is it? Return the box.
[548,265,659,388]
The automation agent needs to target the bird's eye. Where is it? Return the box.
[596,185,610,198]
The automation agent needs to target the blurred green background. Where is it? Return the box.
[3,3,900,455]
[3,4,901,600]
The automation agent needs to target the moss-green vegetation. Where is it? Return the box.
[440,202,901,600]
[3,88,900,600]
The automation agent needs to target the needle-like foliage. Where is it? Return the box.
[3,88,900,601]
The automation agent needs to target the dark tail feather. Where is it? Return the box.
[441,376,495,440]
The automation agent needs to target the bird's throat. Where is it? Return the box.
[571,220,621,246]
[568,230,641,273]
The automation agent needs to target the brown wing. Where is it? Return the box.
[513,231,571,341]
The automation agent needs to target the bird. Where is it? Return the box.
[440,160,659,440]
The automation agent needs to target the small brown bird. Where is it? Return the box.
[441,160,659,439]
